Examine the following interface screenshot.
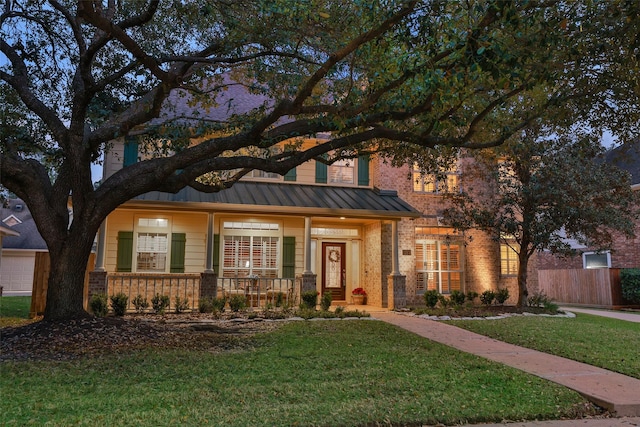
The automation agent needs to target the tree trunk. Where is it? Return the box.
[43,234,95,321]
[516,251,530,308]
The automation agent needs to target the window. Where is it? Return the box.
[222,236,279,278]
[328,159,354,184]
[415,237,464,294]
[413,163,459,194]
[136,217,170,272]
[500,243,519,276]
[137,233,168,271]
[221,221,280,278]
[248,169,281,180]
[583,252,611,269]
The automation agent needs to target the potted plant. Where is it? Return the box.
[351,287,367,305]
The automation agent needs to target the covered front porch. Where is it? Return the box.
[89,182,419,313]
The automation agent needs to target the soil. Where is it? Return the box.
[0,313,284,362]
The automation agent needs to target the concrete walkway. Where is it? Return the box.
[373,312,640,418]
[560,307,640,323]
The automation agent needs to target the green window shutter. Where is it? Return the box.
[315,160,327,183]
[116,231,133,272]
[213,234,220,274]
[123,136,139,167]
[284,167,297,181]
[358,155,370,186]
[170,233,186,273]
[282,236,296,278]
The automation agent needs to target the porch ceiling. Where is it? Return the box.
[129,182,421,219]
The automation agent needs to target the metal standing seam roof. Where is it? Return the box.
[131,182,421,219]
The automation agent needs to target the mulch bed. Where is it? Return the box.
[0,313,283,362]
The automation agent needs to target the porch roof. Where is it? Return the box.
[129,182,421,219]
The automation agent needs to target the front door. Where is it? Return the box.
[322,242,346,301]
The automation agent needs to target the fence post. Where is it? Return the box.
[200,270,218,300]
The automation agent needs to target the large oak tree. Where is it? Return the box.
[1,1,638,320]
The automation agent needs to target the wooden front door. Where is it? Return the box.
[322,242,346,301]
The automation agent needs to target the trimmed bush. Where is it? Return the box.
[621,268,640,304]
[90,294,108,317]
[174,296,189,313]
[132,294,149,313]
[301,291,318,309]
[480,290,495,305]
[151,294,170,314]
[495,288,510,305]
[449,290,466,306]
[228,294,247,312]
[320,292,332,311]
[110,292,129,316]
[466,291,479,303]
[424,289,439,308]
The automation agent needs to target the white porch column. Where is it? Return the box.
[205,212,215,273]
[94,221,107,272]
[391,220,400,275]
[304,216,312,273]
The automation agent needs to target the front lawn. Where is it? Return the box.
[446,313,640,379]
[0,296,32,327]
[0,320,596,426]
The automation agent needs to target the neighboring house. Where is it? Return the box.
[537,142,640,270]
[0,199,48,294]
[92,83,525,309]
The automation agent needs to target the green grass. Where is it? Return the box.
[0,296,32,327]
[0,320,593,426]
[446,313,640,379]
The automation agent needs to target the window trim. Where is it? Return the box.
[500,242,519,277]
[415,237,464,295]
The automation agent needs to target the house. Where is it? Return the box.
[90,83,524,310]
[0,199,47,295]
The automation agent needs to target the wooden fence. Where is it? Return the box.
[30,253,96,318]
[537,268,630,307]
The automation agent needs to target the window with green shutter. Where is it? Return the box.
[358,155,370,186]
[282,236,296,278]
[170,233,186,273]
[284,167,297,181]
[315,159,327,183]
[213,234,220,274]
[123,136,139,167]
[116,231,133,272]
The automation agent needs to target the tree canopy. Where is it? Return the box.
[1,0,639,320]
[443,131,639,306]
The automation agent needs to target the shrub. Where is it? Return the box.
[90,293,108,317]
[320,292,332,311]
[437,294,450,308]
[275,291,284,307]
[151,294,170,314]
[199,297,214,313]
[174,296,189,313]
[495,288,510,305]
[132,294,149,313]
[301,291,319,309]
[424,289,439,308]
[480,290,495,305]
[449,290,466,306]
[228,294,247,312]
[527,292,552,308]
[621,268,640,304]
[466,291,479,302]
[110,292,129,316]
[334,305,345,315]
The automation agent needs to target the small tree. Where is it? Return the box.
[444,132,638,306]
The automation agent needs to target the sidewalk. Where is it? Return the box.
[559,306,640,323]
[373,312,640,419]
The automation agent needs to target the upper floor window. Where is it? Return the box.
[413,163,460,194]
[248,169,281,180]
[328,159,355,184]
